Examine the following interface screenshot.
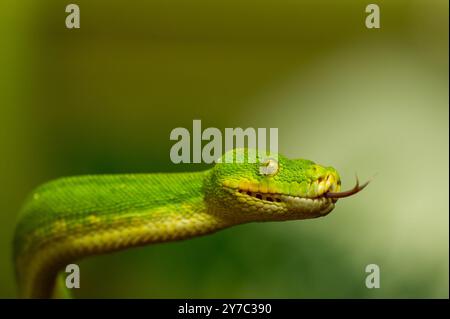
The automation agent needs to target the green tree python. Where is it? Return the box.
[13,148,369,298]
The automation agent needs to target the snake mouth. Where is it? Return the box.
[226,185,334,206]
[228,176,369,204]
[234,188,335,205]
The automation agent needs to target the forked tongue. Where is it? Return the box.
[324,175,371,199]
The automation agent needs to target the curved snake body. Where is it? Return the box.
[13,148,367,298]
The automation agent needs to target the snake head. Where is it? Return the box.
[204,148,368,222]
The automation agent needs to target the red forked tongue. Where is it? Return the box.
[324,176,371,199]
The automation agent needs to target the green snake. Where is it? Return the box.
[13,148,369,298]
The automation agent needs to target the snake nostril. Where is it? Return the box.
[266,197,273,202]
[246,191,252,196]
[256,194,263,200]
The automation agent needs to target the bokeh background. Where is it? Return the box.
[0,0,448,298]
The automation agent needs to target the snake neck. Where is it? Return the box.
[14,171,235,298]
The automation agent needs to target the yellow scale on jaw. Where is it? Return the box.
[223,173,340,199]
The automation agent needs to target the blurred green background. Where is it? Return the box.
[0,0,448,298]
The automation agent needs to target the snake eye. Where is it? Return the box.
[259,158,279,176]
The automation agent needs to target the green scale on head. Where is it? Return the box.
[204,148,343,221]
